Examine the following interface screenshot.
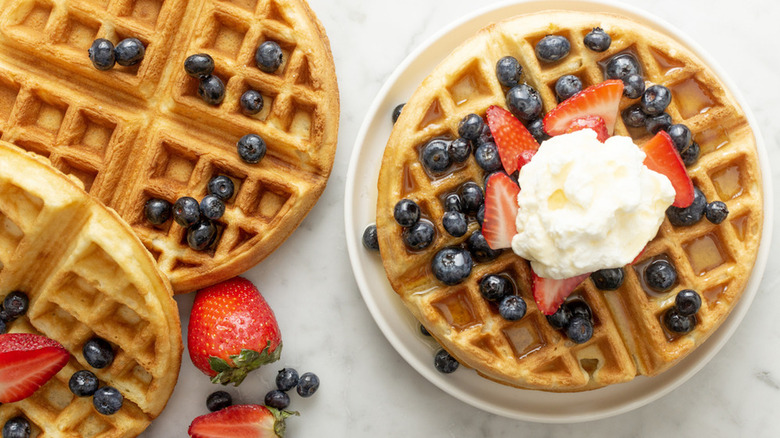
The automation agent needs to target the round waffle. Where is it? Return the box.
[0,141,182,436]
[0,0,339,293]
[376,11,763,391]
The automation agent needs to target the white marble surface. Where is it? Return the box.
[143,0,780,436]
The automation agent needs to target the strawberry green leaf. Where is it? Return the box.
[268,406,300,438]
[209,341,282,386]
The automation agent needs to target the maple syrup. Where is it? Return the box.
[711,164,743,200]
[671,78,716,119]
[503,322,545,360]
[432,290,479,331]
[684,232,729,276]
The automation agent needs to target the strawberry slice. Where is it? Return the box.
[188,404,298,438]
[532,273,590,315]
[565,115,609,142]
[641,131,694,208]
[0,333,69,403]
[482,172,520,250]
[485,105,539,174]
[544,80,624,136]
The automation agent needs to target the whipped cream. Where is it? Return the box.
[511,129,675,279]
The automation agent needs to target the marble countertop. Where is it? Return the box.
[143,0,780,436]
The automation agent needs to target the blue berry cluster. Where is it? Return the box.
[65,337,123,415]
[546,299,595,344]
[0,291,29,334]
[666,186,729,227]
[88,38,145,71]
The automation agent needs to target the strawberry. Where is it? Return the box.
[485,105,539,174]
[0,333,69,403]
[640,130,694,208]
[532,273,590,315]
[188,404,298,438]
[482,172,520,250]
[565,115,609,142]
[543,80,624,136]
[188,277,282,385]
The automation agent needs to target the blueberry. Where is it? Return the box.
[199,195,225,220]
[584,27,611,52]
[173,197,200,227]
[420,324,431,336]
[2,417,30,438]
[237,133,267,164]
[362,223,379,251]
[240,90,264,115]
[144,198,171,225]
[88,39,115,70]
[114,38,145,66]
[675,289,702,316]
[680,141,700,166]
[206,390,232,412]
[506,84,542,121]
[566,300,592,322]
[184,53,214,77]
[621,105,647,128]
[546,305,572,330]
[495,56,523,88]
[276,368,300,391]
[476,203,485,226]
[296,372,320,397]
[622,73,645,99]
[644,259,677,292]
[208,175,235,201]
[403,220,435,250]
[663,308,695,334]
[640,85,672,116]
[479,274,513,302]
[93,386,123,415]
[555,75,582,101]
[421,139,451,173]
[392,103,405,124]
[705,201,728,224]
[475,142,502,172]
[590,268,624,290]
[255,41,283,73]
[535,35,570,62]
[264,389,290,409]
[448,138,471,163]
[566,317,593,344]
[526,118,549,143]
[431,247,473,285]
[198,75,225,105]
[475,123,493,147]
[666,186,706,226]
[443,193,462,212]
[0,319,6,334]
[667,124,692,152]
[3,291,28,319]
[498,295,527,321]
[458,182,483,214]
[442,211,468,237]
[187,220,217,251]
[467,230,501,262]
[83,337,114,369]
[393,199,420,227]
[68,370,99,397]
[458,114,484,141]
[433,348,459,374]
[605,53,641,81]
[645,112,672,135]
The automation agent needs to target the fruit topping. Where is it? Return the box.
[622,73,645,99]
[433,349,459,374]
[479,274,513,303]
[495,56,523,88]
[584,28,611,52]
[526,117,549,144]
[498,295,527,321]
[458,182,483,214]
[208,176,235,201]
[481,172,520,250]
[2,417,30,438]
[174,196,201,227]
[505,84,543,121]
[640,130,695,207]
[83,337,114,369]
[485,105,539,175]
[675,289,702,316]
[531,273,590,316]
[264,390,290,409]
[391,103,405,124]
[185,54,215,77]
[468,230,502,262]
[240,90,264,116]
[476,203,485,226]
[621,104,646,128]
[443,193,462,212]
[296,372,320,398]
[420,138,451,173]
[555,74,583,101]
[362,224,380,251]
[666,186,706,226]
[590,267,625,290]
[644,259,677,292]
[393,199,420,227]
[188,404,298,438]
[145,198,172,225]
[201,195,226,220]
[564,115,608,142]
[93,386,123,415]
[448,138,472,163]
[543,80,624,136]
[255,41,284,73]
[605,53,641,81]
[88,39,116,70]
[645,112,672,134]
[431,247,473,285]
[188,277,282,385]
[198,75,226,105]
[474,141,502,172]
[402,219,435,250]
[546,300,594,343]
[705,200,729,224]
[3,291,28,319]
[275,368,299,392]
[567,316,594,344]
[188,220,218,251]
[546,305,572,330]
[640,84,672,116]
[458,114,484,141]
[680,141,700,166]
[442,211,468,237]
[0,333,69,403]
[237,134,267,164]
[207,390,233,412]
[667,124,692,152]
[420,324,431,336]
[114,38,145,66]
[663,309,695,334]
[535,35,571,62]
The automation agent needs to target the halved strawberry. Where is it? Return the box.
[544,80,624,136]
[565,116,609,142]
[532,273,590,315]
[0,333,69,403]
[482,172,520,250]
[485,105,539,174]
[188,404,298,438]
[641,131,694,208]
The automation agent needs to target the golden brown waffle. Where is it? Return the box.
[0,141,182,437]
[376,11,763,391]
[0,0,339,293]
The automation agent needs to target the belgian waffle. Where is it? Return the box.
[0,141,182,437]
[376,11,763,391]
[0,0,339,293]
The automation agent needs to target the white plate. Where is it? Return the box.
[344,0,773,423]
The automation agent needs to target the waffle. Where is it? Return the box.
[0,0,339,293]
[376,11,763,391]
[0,142,182,436]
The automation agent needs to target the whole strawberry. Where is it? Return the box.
[188,277,282,385]
[0,333,69,403]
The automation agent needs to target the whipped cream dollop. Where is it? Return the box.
[511,129,675,279]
